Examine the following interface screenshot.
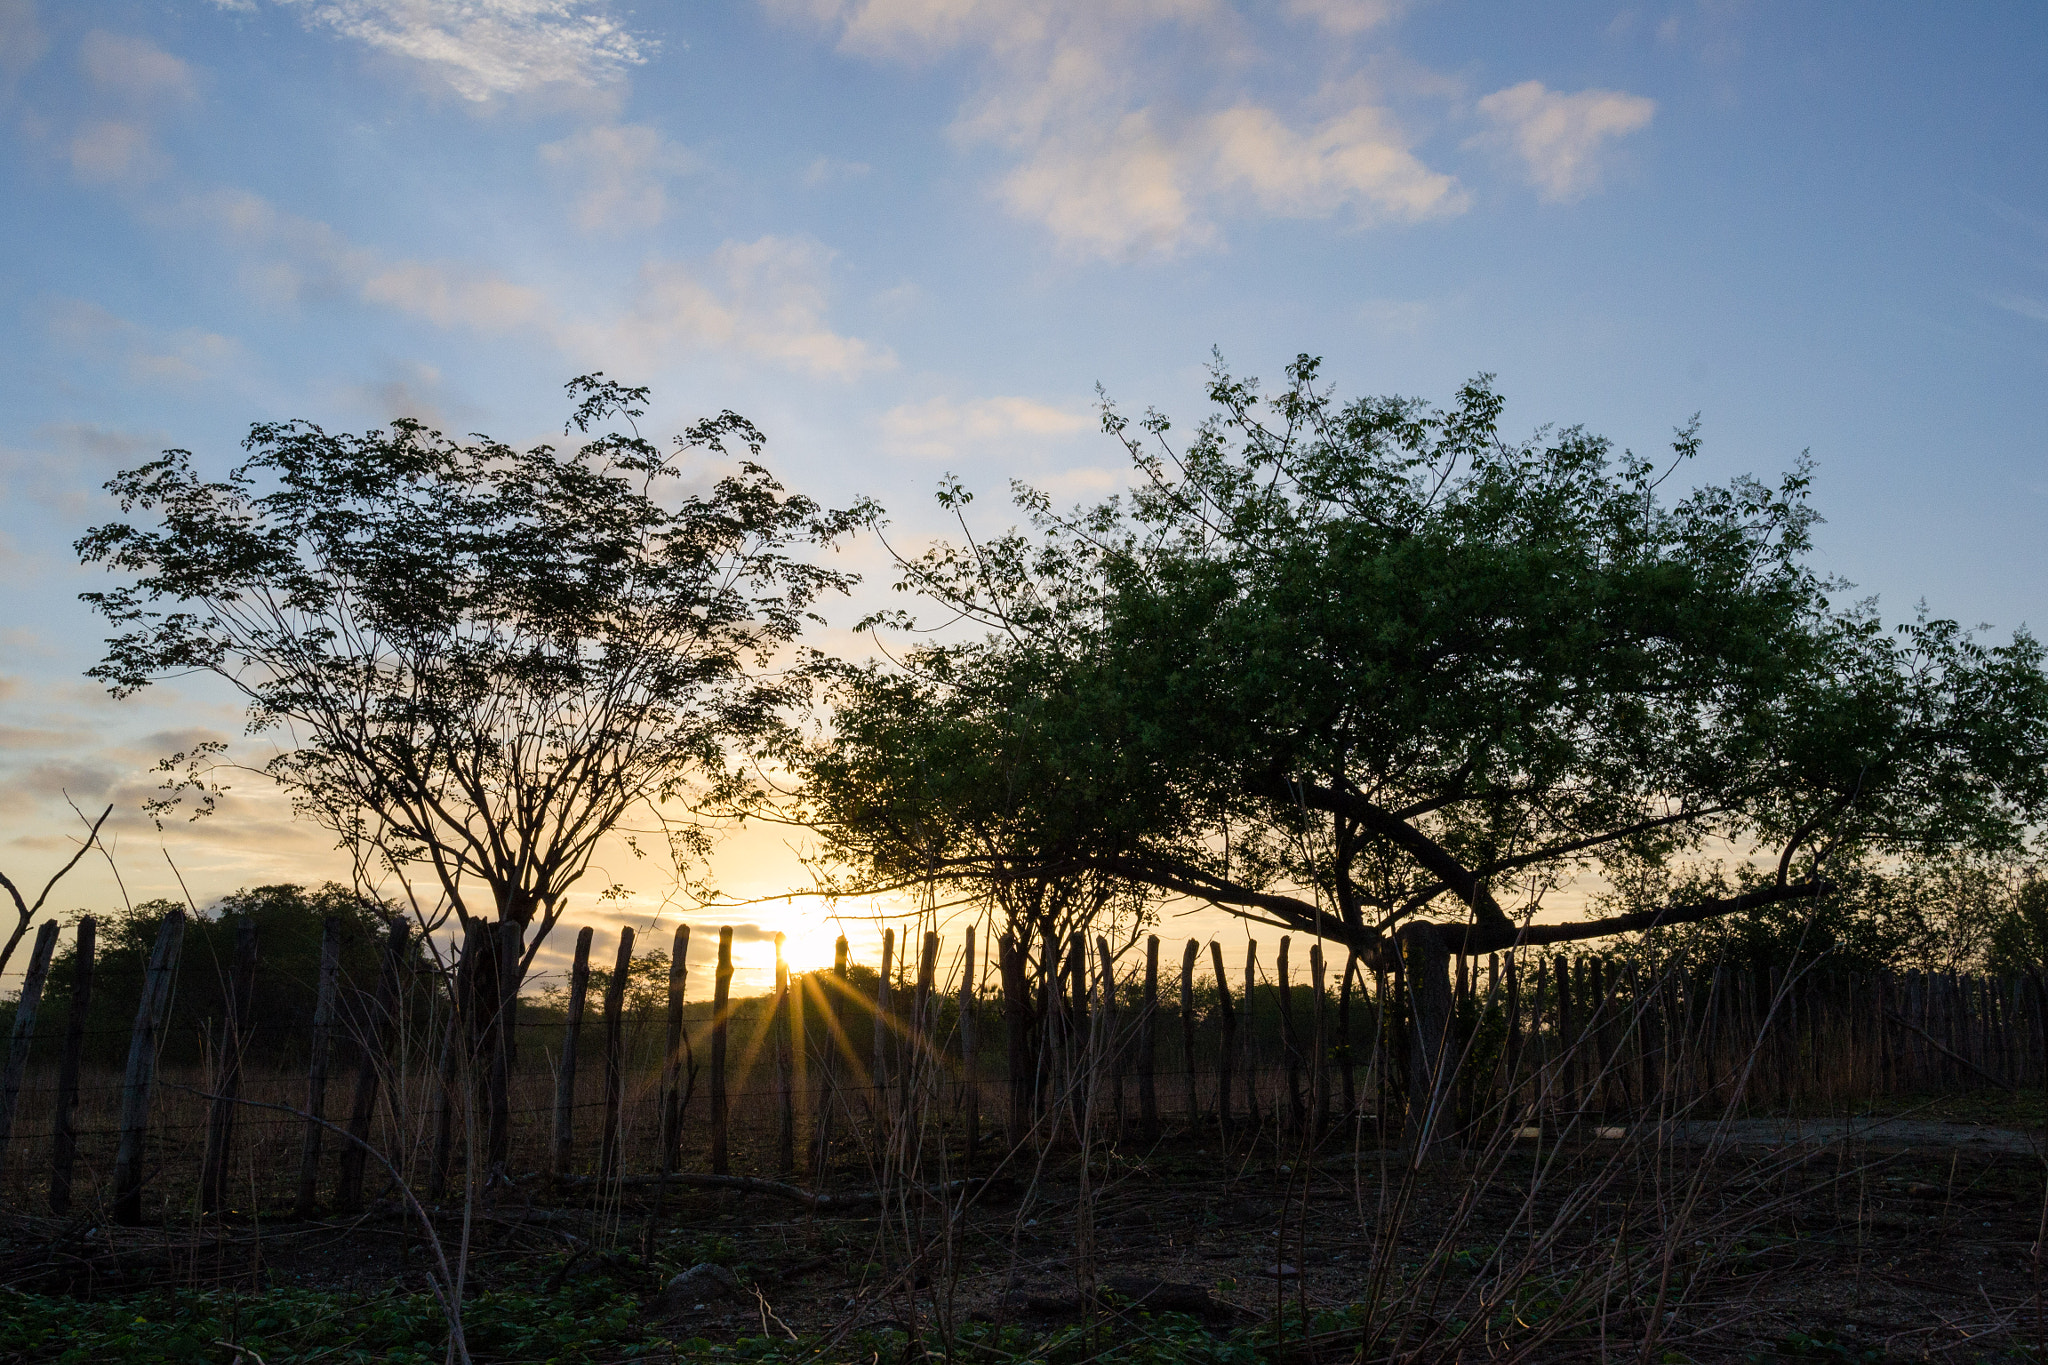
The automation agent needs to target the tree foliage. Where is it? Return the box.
[800,355,2048,962]
[6,883,426,1068]
[78,378,864,968]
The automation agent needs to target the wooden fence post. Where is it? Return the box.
[599,926,633,1180]
[49,916,96,1216]
[812,935,847,1181]
[428,920,482,1202]
[1000,933,1029,1149]
[553,926,594,1180]
[1401,926,1454,1161]
[1242,940,1260,1134]
[1277,937,1302,1137]
[295,916,342,1216]
[0,919,60,1165]
[1310,943,1328,1135]
[201,915,259,1212]
[1090,936,1118,1135]
[114,908,186,1225]
[915,929,940,1088]
[873,927,895,1114]
[336,918,409,1214]
[775,932,795,1174]
[1139,934,1159,1143]
[711,926,732,1175]
[662,924,691,1173]
[1179,939,1199,1127]
[1338,952,1357,1121]
[959,925,979,1166]
[1209,940,1236,1145]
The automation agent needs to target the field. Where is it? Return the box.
[3,947,2048,1362]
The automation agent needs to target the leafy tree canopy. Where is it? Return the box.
[799,355,2048,963]
[78,378,865,971]
[8,883,424,1068]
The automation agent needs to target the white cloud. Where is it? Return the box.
[780,0,1466,257]
[581,236,896,379]
[44,298,242,388]
[538,124,698,232]
[181,187,549,333]
[803,156,871,185]
[1208,102,1461,220]
[80,30,199,104]
[68,120,167,186]
[1473,80,1655,202]
[1282,0,1405,36]
[264,0,653,102]
[880,394,1090,457]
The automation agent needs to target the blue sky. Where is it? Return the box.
[2,0,2044,989]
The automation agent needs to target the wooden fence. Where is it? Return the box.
[0,911,2041,1222]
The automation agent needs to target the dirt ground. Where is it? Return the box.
[7,1109,2048,1362]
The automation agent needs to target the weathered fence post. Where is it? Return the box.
[873,927,895,1115]
[201,915,260,1212]
[1402,926,1454,1161]
[1310,942,1328,1135]
[429,920,482,1202]
[49,916,96,1216]
[0,919,60,1165]
[1096,936,1123,1135]
[1139,934,1159,1143]
[553,926,594,1180]
[662,924,691,1173]
[336,917,409,1214]
[959,925,979,1165]
[295,916,342,1217]
[1209,940,1236,1145]
[598,926,633,1180]
[114,908,187,1225]
[915,929,940,1089]
[775,931,795,1174]
[812,935,847,1181]
[1000,933,1030,1148]
[1242,940,1260,1134]
[488,921,523,1172]
[1179,939,1199,1127]
[1338,951,1357,1121]
[1277,937,1302,1137]
[711,926,732,1175]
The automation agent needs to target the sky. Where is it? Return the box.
[1,0,2044,996]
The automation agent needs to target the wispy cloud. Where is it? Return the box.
[80,30,200,104]
[539,124,699,232]
[255,0,654,102]
[179,187,891,378]
[782,0,1466,258]
[1473,80,1654,202]
[575,236,897,379]
[45,298,242,388]
[879,394,1090,457]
